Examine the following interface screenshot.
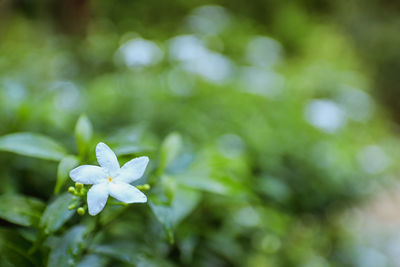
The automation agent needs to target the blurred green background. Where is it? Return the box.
[1,0,400,266]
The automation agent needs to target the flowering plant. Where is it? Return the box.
[0,116,201,266]
[70,142,148,215]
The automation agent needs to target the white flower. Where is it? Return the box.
[69,142,149,216]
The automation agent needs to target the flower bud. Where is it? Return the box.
[68,203,77,210]
[137,184,151,191]
[68,186,77,195]
[77,207,85,216]
[75,182,84,190]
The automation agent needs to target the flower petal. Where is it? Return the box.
[96,142,120,175]
[87,183,109,216]
[117,156,149,183]
[109,182,147,203]
[69,165,107,184]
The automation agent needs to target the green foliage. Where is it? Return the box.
[0,1,399,266]
[0,229,38,266]
[150,186,201,243]
[0,133,67,161]
[75,115,93,158]
[0,195,45,227]
[159,133,182,174]
[40,193,76,235]
[55,156,79,194]
[47,225,88,267]
[88,243,139,264]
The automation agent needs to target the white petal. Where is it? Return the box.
[96,142,120,175]
[109,182,147,203]
[117,156,149,183]
[87,183,109,216]
[69,165,107,184]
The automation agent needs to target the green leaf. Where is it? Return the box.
[149,200,174,243]
[164,176,178,202]
[149,186,201,244]
[0,132,67,161]
[169,187,201,226]
[0,195,45,227]
[39,193,75,234]
[113,144,155,156]
[76,254,108,267]
[47,225,88,267]
[108,124,157,156]
[89,243,140,264]
[175,157,247,196]
[176,173,243,195]
[159,132,182,173]
[55,155,79,194]
[99,205,127,226]
[75,115,93,157]
[0,228,38,266]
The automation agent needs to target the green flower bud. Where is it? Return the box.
[77,207,85,216]
[75,182,84,190]
[137,184,151,191]
[68,186,77,195]
[68,203,77,210]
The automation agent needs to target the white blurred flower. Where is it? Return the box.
[2,80,27,104]
[239,67,284,98]
[51,81,81,111]
[118,38,163,68]
[246,36,283,68]
[337,86,375,122]
[169,35,233,83]
[169,35,206,61]
[304,99,346,133]
[357,145,390,174]
[186,5,231,35]
[70,142,148,216]
[183,51,232,82]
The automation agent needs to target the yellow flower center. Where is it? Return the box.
[108,177,113,182]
